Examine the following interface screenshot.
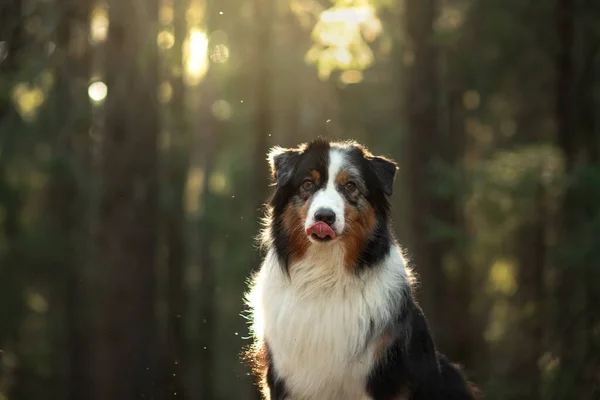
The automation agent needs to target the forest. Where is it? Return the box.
[0,0,599,399]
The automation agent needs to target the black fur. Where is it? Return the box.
[265,345,288,400]
[365,295,476,400]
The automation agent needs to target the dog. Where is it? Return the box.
[244,138,478,400]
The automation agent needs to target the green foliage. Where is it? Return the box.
[1,0,600,399]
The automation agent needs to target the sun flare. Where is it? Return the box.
[184,28,209,86]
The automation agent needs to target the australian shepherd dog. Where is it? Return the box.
[244,139,478,400]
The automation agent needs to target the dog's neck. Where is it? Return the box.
[276,241,408,302]
[284,242,353,296]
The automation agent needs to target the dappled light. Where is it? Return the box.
[158,30,175,49]
[211,99,232,120]
[159,81,173,103]
[307,3,382,79]
[185,166,205,216]
[12,83,46,121]
[184,28,209,85]
[1,0,599,399]
[90,6,109,44]
[488,259,517,295]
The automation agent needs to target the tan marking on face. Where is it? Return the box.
[335,170,351,186]
[282,202,310,264]
[341,203,376,271]
[311,169,321,185]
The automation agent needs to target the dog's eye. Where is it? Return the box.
[302,179,314,190]
[345,182,357,192]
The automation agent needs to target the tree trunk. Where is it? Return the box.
[252,0,272,224]
[441,81,481,369]
[91,0,160,398]
[554,0,584,398]
[162,0,189,397]
[512,182,545,400]
[0,0,25,123]
[403,0,444,336]
[195,69,218,400]
[52,2,93,398]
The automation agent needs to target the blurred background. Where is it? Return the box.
[0,0,599,399]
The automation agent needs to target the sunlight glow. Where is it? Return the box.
[209,171,230,195]
[210,44,230,63]
[158,30,175,50]
[90,7,109,44]
[488,260,517,295]
[27,291,48,314]
[185,167,205,216]
[307,4,382,80]
[159,6,174,25]
[463,90,480,110]
[88,81,108,103]
[437,6,465,31]
[211,100,231,120]
[186,4,206,26]
[12,83,45,122]
[340,70,363,84]
[184,29,209,86]
[159,81,173,103]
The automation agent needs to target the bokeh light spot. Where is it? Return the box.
[90,7,109,44]
[159,82,173,103]
[211,100,231,120]
[340,70,363,84]
[88,81,108,103]
[159,6,174,25]
[463,90,480,110]
[210,44,230,63]
[184,29,209,86]
[158,30,175,50]
[12,83,46,121]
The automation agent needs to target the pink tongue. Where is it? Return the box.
[306,222,336,239]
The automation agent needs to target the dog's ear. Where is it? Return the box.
[267,146,301,187]
[369,156,398,196]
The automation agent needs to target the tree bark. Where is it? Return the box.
[554,1,584,398]
[253,0,273,222]
[403,0,444,336]
[91,0,160,398]
[196,69,218,400]
[162,0,189,397]
[0,0,25,123]
[53,2,93,399]
[512,183,545,400]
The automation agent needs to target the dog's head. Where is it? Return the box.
[264,138,398,271]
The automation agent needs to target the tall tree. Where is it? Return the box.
[0,0,25,132]
[91,0,160,397]
[46,0,93,398]
[555,0,600,398]
[252,0,273,224]
[554,0,579,398]
[194,67,218,399]
[162,0,189,397]
[402,0,445,338]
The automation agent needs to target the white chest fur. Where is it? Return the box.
[247,244,409,400]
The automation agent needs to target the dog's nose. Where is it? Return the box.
[314,208,336,226]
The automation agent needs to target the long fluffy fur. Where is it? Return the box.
[244,139,478,400]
